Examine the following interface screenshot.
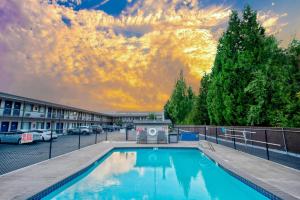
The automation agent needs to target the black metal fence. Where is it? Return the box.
[1,125,299,175]
[0,129,108,175]
[175,125,300,170]
[0,127,138,175]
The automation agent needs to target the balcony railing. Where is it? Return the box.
[0,107,106,122]
[24,112,45,118]
[0,108,21,117]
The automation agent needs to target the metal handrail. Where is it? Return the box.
[174,125,300,133]
[218,135,281,147]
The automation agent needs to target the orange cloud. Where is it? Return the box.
[0,0,284,111]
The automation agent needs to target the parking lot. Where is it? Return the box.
[0,130,136,175]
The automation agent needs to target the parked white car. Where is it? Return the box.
[31,129,58,141]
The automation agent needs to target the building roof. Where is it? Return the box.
[108,112,163,117]
[0,92,164,118]
[0,92,108,117]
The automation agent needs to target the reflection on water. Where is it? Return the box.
[45,149,269,200]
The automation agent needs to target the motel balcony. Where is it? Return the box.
[0,108,22,117]
[24,111,46,118]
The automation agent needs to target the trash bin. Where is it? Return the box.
[169,133,179,143]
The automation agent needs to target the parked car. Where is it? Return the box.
[112,124,121,131]
[90,125,103,134]
[19,129,42,142]
[30,129,58,141]
[67,126,92,135]
[0,130,40,144]
[124,123,134,130]
[102,125,114,132]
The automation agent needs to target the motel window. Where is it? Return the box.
[25,104,32,111]
[33,105,39,112]
[4,101,12,109]
[3,101,12,116]
[39,106,45,113]
[21,122,31,130]
[47,108,52,118]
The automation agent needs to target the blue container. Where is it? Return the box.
[180,132,199,141]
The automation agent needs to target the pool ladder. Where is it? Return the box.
[199,141,215,152]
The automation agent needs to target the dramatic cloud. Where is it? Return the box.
[0,0,285,111]
[258,11,288,35]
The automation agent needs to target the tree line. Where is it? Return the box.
[164,6,300,127]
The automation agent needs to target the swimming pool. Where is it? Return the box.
[42,148,271,200]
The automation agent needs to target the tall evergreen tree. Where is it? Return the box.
[165,5,300,127]
[207,10,242,125]
[191,74,210,124]
[207,5,273,126]
[281,40,300,126]
[164,70,194,124]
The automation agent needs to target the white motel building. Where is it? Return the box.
[0,92,163,133]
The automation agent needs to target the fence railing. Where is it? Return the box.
[0,127,120,175]
[1,125,299,176]
[175,125,300,170]
[0,125,140,175]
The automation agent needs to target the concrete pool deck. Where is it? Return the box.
[0,141,299,200]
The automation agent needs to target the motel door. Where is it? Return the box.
[10,122,18,131]
[1,122,9,132]
[56,123,60,133]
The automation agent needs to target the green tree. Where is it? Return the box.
[164,70,194,124]
[207,10,241,125]
[148,113,157,120]
[165,6,300,127]
[115,119,123,126]
[282,40,300,126]
[189,74,210,124]
[207,6,274,126]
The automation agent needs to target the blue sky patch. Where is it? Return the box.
[61,15,72,27]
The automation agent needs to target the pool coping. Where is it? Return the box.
[199,141,300,200]
[200,148,294,200]
[28,147,115,200]
[29,143,296,200]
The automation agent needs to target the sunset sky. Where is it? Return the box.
[0,0,299,112]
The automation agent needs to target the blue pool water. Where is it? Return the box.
[43,148,269,200]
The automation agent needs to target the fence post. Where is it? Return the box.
[264,129,269,160]
[204,126,207,140]
[126,127,128,141]
[78,129,81,149]
[105,131,108,141]
[95,131,98,144]
[215,127,218,144]
[233,128,236,149]
[282,128,288,153]
[48,124,53,159]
